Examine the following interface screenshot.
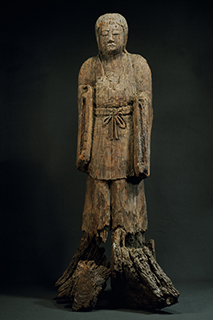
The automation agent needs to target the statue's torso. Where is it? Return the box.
[95,53,136,107]
[89,53,135,180]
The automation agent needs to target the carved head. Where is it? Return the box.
[95,13,128,56]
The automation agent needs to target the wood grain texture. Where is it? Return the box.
[55,13,179,311]
[55,233,110,311]
[111,228,179,309]
[82,176,147,244]
[68,260,110,311]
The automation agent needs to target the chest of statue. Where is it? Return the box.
[95,53,136,108]
[88,54,136,180]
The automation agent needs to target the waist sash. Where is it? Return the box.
[95,105,132,140]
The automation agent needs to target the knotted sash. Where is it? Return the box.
[95,105,132,140]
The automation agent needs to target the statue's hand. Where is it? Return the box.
[140,165,149,179]
[134,162,149,180]
[80,151,90,164]
[77,151,90,172]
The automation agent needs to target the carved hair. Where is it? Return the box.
[95,13,128,53]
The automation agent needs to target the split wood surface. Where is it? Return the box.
[55,232,179,311]
[111,228,179,310]
[55,13,179,311]
[55,233,110,311]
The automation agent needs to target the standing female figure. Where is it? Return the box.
[56,14,179,311]
[77,13,153,246]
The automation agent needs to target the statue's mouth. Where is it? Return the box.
[107,44,116,51]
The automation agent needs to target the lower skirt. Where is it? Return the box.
[82,175,148,243]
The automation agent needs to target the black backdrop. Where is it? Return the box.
[1,0,213,287]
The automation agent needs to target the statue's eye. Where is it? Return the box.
[102,30,109,36]
[112,30,120,35]
[112,25,121,35]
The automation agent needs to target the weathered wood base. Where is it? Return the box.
[55,231,179,311]
[111,228,179,310]
[55,233,111,311]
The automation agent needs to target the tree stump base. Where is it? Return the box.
[55,233,110,311]
[55,232,179,311]
[111,228,179,310]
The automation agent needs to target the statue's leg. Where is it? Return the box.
[110,179,179,310]
[111,178,148,236]
[82,175,111,244]
[55,176,111,311]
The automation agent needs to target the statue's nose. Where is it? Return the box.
[108,32,114,42]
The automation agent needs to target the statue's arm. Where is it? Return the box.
[76,58,96,173]
[132,54,153,179]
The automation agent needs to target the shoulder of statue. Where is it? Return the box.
[128,53,150,70]
[128,53,152,85]
[78,56,99,87]
[127,53,152,95]
[80,56,99,70]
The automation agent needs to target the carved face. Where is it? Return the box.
[98,21,124,56]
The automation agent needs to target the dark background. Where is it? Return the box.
[1,0,213,289]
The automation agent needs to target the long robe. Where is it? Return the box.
[76,52,153,242]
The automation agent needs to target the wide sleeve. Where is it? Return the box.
[132,54,153,179]
[76,58,96,173]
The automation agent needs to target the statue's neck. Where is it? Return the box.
[100,51,126,62]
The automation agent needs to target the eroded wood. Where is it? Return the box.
[55,13,179,311]
[111,228,179,309]
[68,260,110,311]
[55,233,110,311]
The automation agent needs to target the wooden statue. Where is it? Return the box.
[55,13,179,311]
